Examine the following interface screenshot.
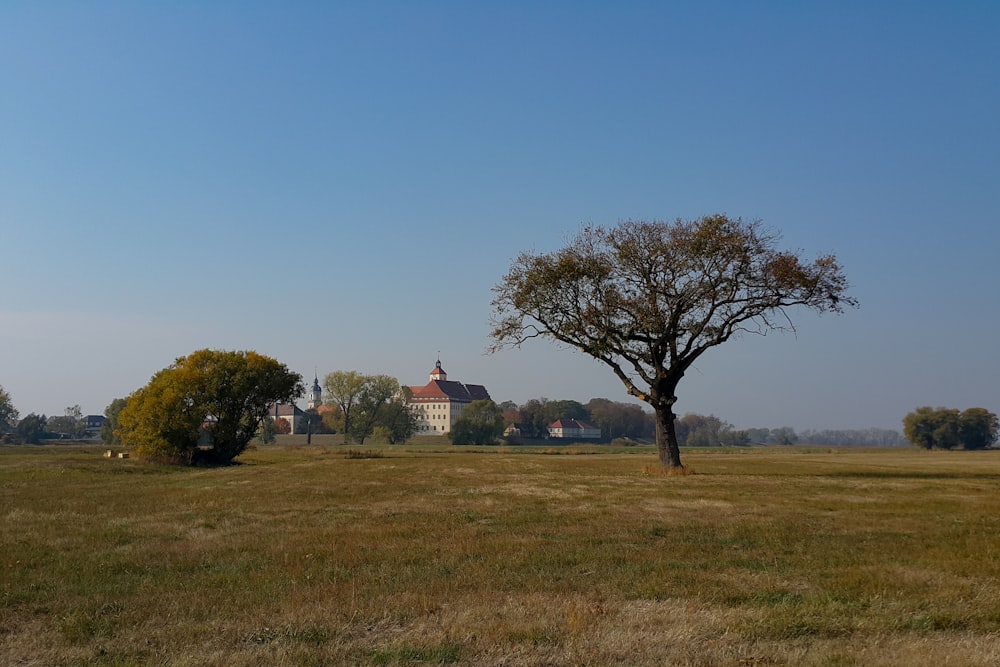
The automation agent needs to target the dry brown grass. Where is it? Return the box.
[3,444,1000,665]
[642,463,697,476]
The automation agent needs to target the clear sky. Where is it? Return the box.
[2,2,998,432]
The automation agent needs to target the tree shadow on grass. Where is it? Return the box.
[826,471,1000,480]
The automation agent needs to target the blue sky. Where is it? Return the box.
[1,2,997,432]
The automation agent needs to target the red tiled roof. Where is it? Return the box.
[409,379,491,402]
[268,403,305,417]
[549,418,599,430]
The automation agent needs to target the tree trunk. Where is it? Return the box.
[654,405,684,469]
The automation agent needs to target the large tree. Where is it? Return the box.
[903,407,959,450]
[903,406,998,450]
[958,408,999,450]
[323,372,415,444]
[118,349,303,464]
[517,398,554,438]
[375,387,419,444]
[14,413,47,444]
[490,216,855,469]
[322,371,367,441]
[348,374,405,445]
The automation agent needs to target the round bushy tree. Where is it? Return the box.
[118,349,303,464]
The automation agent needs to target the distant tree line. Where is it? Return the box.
[500,397,655,442]
[798,428,906,447]
[675,418,910,448]
[675,413,758,447]
[0,393,95,444]
[496,399,876,447]
[2,377,932,455]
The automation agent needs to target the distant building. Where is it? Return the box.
[265,371,321,434]
[266,403,307,433]
[407,359,491,436]
[547,418,602,440]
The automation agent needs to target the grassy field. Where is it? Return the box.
[3,443,1000,666]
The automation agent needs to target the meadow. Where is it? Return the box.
[2,441,1000,666]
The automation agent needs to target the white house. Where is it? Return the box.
[547,418,602,440]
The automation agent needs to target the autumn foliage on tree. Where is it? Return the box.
[491,215,855,469]
[117,349,303,465]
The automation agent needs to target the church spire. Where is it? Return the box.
[307,370,322,409]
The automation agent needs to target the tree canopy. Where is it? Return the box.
[903,407,998,450]
[372,386,419,444]
[14,413,46,445]
[322,371,367,441]
[347,374,406,444]
[513,397,590,438]
[504,397,654,440]
[490,215,855,468]
[117,349,303,464]
[101,398,128,446]
[449,400,505,445]
[323,371,417,444]
[584,398,653,441]
[675,413,747,447]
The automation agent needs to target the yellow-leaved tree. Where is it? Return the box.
[118,349,303,465]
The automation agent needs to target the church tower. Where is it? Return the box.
[307,373,322,409]
[429,358,447,382]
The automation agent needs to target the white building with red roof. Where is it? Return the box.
[407,359,491,436]
[547,418,602,440]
